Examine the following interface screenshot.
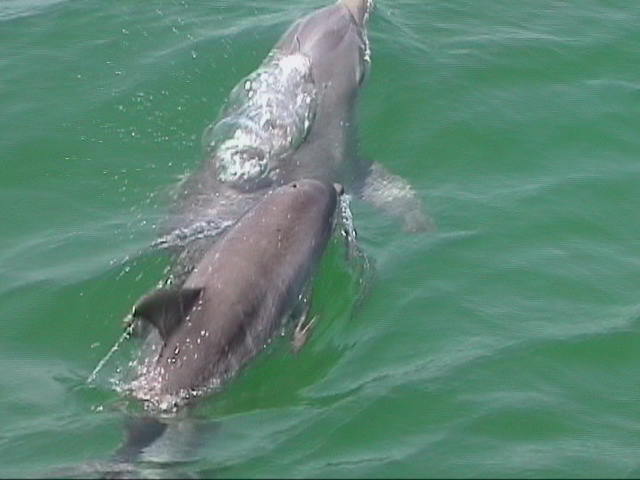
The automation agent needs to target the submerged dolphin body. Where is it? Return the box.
[169,0,426,264]
[129,179,340,408]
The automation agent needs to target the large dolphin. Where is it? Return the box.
[71,179,350,477]
[128,179,340,409]
[167,0,426,265]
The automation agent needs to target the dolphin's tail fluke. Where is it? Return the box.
[114,416,169,462]
[339,0,373,26]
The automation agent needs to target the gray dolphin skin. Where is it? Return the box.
[268,0,372,187]
[170,0,426,251]
[129,180,339,408]
[80,2,392,474]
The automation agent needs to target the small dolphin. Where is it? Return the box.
[128,180,340,408]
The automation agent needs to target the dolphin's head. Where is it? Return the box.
[275,0,373,107]
[281,179,339,223]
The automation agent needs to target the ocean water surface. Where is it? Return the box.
[1,0,640,477]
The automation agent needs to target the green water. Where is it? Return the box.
[2,0,640,477]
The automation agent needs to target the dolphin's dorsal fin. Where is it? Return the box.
[132,287,203,341]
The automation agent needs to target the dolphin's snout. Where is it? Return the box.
[340,0,373,26]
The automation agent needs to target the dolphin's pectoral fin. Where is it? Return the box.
[290,289,315,353]
[293,314,317,354]
[360,161,435,233]
[131,287,203,342]
[115,415,169,462]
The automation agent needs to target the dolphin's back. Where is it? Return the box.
[131,180,338,405]
[272,0,372,188]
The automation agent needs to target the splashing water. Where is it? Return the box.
[202,52,318,188]
[87,318,136,385]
